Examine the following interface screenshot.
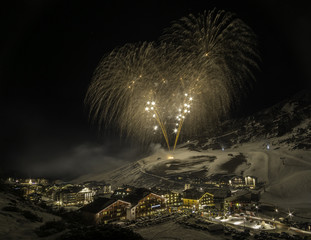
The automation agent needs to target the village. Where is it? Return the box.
[5,175,259,222]
[4,174,311,239]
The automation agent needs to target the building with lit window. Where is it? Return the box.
[133,193,166,218]
[103,184,112,193]
[80,198,131,224]
[229,176,245,188]
[224,190,259,212]
[184,183,191,190]
[206,188,231,210]
[163,191,182,209]
[81,188,167,223]
[79,187,96,204]
[56,186,95,206]
[204,174,232,187]
[244,176,256,188]
[153,189,182,210]
[112,185,134,198]
[228,175,257,189]
[182,189,214,211]
[122,188,166,219]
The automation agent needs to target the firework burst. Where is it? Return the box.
[85,9,260,150]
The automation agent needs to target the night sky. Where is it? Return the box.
[1,0,311,180]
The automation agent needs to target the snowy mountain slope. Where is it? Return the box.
[0,192,61,240]
[75,91,311,213]
[195,91,311,151]
[75,142,311,202]
[76,143,311,220]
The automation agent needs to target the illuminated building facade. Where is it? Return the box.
[97,200,131,224]
[81,198,131,224]
[229,176,257,189]
[134,193,166,218]
[82,190,166,223]
[57,187,96,206]
[244,176,256,188]
[103,184,112,193]
[153,189,182,210]
[224,190,259,212]
[183,189,214,211]
[163,191,182,208]
[229,176,245,188]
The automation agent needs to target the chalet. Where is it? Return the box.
[206,188,231,210]
[81,188,167,224]
[224,190,259,212]
[244,176,257,188]
[123,188,166,219]
[229,176,245,188]
[153,189,182,210]
[182,189,214,211]
[134,192,166,218]
[80,198,131,224]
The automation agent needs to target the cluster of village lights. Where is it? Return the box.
[144,93,193,151]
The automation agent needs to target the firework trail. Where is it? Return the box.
[85,9,260,150]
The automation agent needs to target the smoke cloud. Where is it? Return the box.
[19,142,140,180]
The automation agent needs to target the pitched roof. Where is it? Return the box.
[123,188,151,206]
[80,198,117,214]
[183,189,204,200]
[152,189,176,196]
[225,190,250,202]
[205,188,231,198]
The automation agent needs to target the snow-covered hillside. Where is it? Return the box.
[0,191,61,240]
[75,91,311,215]
[196,90,311,151]
[76,142,311,207]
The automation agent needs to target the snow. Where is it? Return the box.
[281,102,297,114]
[219,216,274,230]
[135,220,225,240]
[75,93,311,218]
[0,192,61,240]
[75,137,311,218]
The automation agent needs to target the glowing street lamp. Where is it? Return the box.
[274,208,278,221]
[288,210,294,220]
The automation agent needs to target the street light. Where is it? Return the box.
[287,209,294,224]
[255,205,258,216]
[288,212,293,219]
[274,208,278,222]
